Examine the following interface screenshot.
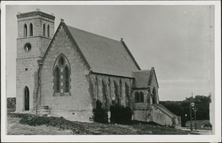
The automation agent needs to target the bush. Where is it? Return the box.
[93,100,108,123]
[110,103,133,124]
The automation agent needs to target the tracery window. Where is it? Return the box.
[53,54,70,96]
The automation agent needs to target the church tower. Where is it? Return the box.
[16,9,55,112]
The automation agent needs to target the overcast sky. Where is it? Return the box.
[5,4,215,101]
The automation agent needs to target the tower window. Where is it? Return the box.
[30,23,33,36]
[47,25,50,37]
[53,54,70,95]
[24,43,31,52]
[24,24,27,37]
[43,24,46,36]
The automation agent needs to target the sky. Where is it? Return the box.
[5,4,215,101]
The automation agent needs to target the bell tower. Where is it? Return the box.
[16,9,55,112]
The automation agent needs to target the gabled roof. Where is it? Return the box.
[133,67,159,88]
[65,22,140,77]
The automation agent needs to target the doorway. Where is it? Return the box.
[24,86,29,110]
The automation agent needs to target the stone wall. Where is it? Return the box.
[16,11,54,113]
[150,105,173,126]
[16,57,41,113]
[89,74,133,110]
[17,15,54,39]
[40,24,92,121]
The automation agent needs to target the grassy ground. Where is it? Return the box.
[7,113,194,135]
[7,117,72,135]
[185,120,212,130]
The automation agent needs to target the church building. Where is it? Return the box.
[16,10,180,127]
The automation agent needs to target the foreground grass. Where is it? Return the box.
[7,117,72,135]
[8,113,191,135]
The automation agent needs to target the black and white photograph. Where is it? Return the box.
[1,1,221,142]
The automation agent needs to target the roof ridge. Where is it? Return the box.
[133,69,151,72]
[66,25,121,43]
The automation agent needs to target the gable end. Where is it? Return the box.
[148,67,159,88]
[41,20,91,71]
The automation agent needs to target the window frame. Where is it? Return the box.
[135,91,144,103]
[53,54,71,96]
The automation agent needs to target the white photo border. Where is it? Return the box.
[1,1,221,142]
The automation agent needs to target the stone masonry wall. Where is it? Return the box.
[40,24,92,121]
[17,16,54,38]
[150,71,159,104]
[16,12,54,113]
[16,57,41,112]
[89,74,133,110]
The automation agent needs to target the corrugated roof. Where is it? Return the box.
[66,25,140,77]
[133,70,151,88]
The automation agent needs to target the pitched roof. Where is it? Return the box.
[133,67,159,88]
[133,70,151,88]
[65,24,140,77]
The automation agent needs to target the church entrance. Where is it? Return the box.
[24,86,29,111]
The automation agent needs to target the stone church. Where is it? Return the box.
[16,10,180,127]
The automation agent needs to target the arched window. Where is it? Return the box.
[24,86,29,110]
[43,24,46,36]
[47,25,50,37]
[140,91,144,102]
[135,92,139,102]
[64,66,69,92]
[54,67,60,93]
[152,88,156,104]
[135,91,144,103]
[53,54,70,95]
[30,23,33,36]
[24,24,27,37]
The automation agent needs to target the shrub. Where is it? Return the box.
[92,100,108,123]
[110,103,133,124]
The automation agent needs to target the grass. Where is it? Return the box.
[7,117,72,135]
[185,120,212,130]
[7,113,193,135]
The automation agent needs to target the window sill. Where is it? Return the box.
[53,92,71,97]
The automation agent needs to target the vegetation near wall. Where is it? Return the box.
[110,103,133,124]
[92,100,133,124]
[93,100,108,123]
[160,95,211,126]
